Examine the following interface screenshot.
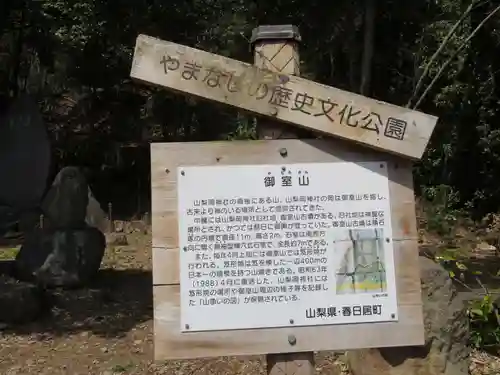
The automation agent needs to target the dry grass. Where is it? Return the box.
[0,245,19,260]
[470,350,500,375]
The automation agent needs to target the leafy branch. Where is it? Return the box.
[407,0,481,108]
[413,2,500,109]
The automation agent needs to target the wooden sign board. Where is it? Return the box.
[151,139,424,360]
[132,34,438,160]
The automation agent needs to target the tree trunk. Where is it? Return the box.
[359,0,376,95]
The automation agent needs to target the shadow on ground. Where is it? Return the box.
[2,268,153,338]
[0,260,14,275]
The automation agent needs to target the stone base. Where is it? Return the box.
[347,256,470,375]
[0,275,46,324]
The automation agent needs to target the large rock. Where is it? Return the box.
[14,166,108,289]
[0,94,51,210]
[40,166,109,232]
[14,227,106,288]
[0,205,19,237]
[41,166,89,229]
[347,256,470,375]
[0,275,46,324]
[85,187,109,232]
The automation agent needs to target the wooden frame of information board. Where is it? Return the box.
[151,138,424,361]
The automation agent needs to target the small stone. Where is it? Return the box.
[134,339,142,345]
[475,242,496,252]
[106,233,128,246]
[114,220,125,233]
[100,347,109,353]
[130,220,147,233]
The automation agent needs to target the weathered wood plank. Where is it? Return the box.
[150,139,424,360]
[151,139,418,285]
[131,34,438,160]
[153,284,423,360]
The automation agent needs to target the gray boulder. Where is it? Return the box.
[14,166,108,288]
[0,275,46,324]
[0,94,50,210]
[40,166,108,232]
[15,227,106,289]
[347,256,470,375]
[41,166,89,229]
[0,206,19,237]
[85,188,109,232]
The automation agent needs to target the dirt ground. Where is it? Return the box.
[0,225,499,374]
[0,228,350,374]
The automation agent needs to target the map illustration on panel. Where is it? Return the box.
[334,228,387,295]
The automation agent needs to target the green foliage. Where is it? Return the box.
[468,294,500,349]
[0,246,19,260]
[436,252,500,350]
[421,184,462,236]
[2,0,500,215]
[225,115,257,140]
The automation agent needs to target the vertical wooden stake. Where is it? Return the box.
[251,24,315,375]
[107,202,114,233]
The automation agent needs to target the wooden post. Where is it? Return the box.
[133,29,428,369]
[251,24,315,375]
[107,202,114,233]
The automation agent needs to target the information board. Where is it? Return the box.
[177,162,398,332]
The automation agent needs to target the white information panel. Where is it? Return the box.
[177,162,398,332]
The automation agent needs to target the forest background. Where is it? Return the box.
[4,0,500,363]
[0,0,498,226]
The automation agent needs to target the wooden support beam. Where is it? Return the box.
[143,23,425,372]
[130,34,438,160]
[252,24,315,375]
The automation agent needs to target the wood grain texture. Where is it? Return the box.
[153,285,423,360]
[254,41,300,76]
[130,34,438,160]
[151,139,424,360]
[253,39,302,141]
[151,139,417,285]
